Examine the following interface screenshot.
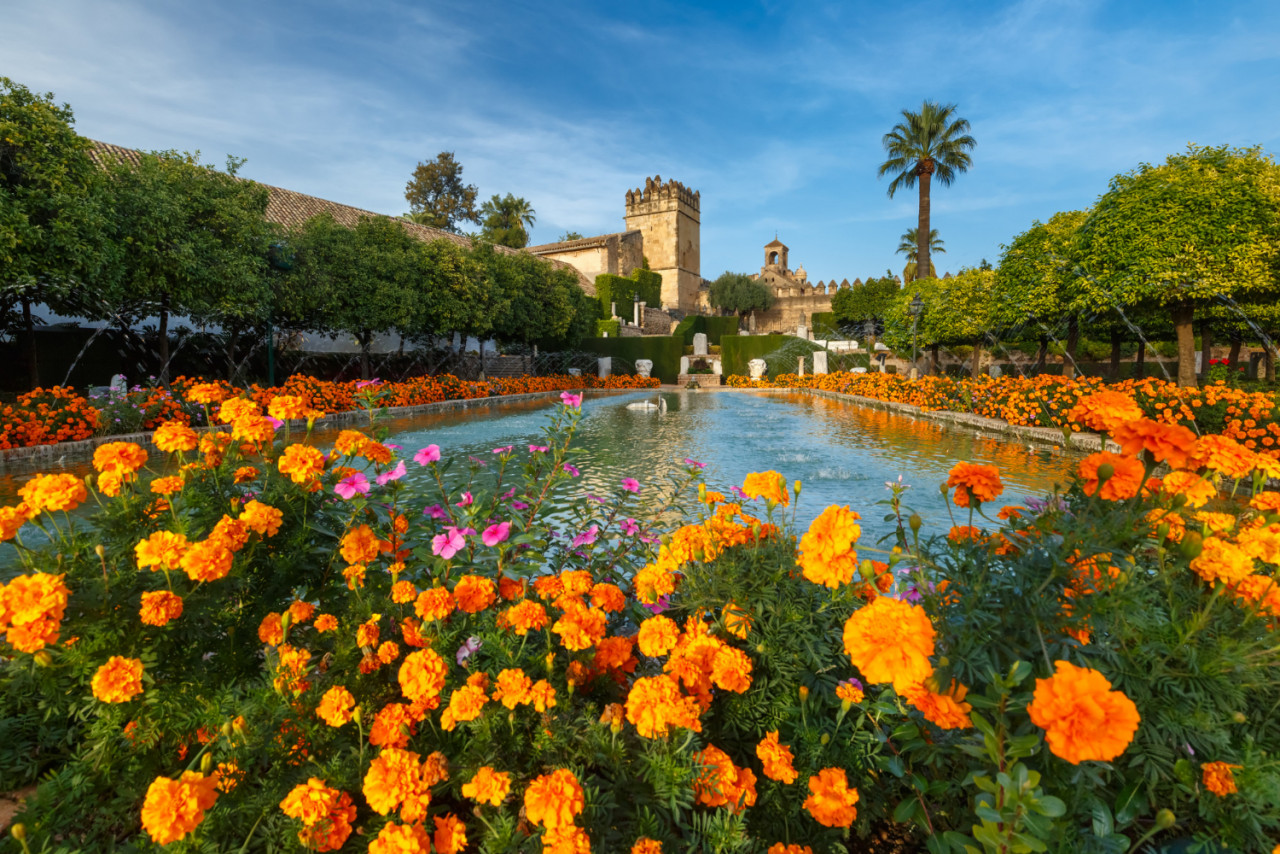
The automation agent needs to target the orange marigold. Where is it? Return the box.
[803,768,859,828]
[454,575,497,614]
[1026,660,1140,764]
[399,648,448,705]
[440,684,488,731]
[901,680,973,730]
[946,462,1004,508]
[135,530,190,571]
[314,613,339,633]
[542,825,591,854]
[239,500,283,536]
[0,504,32,542]
[1190,434,1258,479]
[140,771,219,845]
[463,766,512,806]
[434,814,467,854]
[552,605,607,651]
[91,655,144,703]
[590,582,627,613]
[363,746,429,815]
[524,768,585,829]
[1190,537,1254,586]
[369,703,417,750]
[625,674,702,738]
[1111,418,1196,468]
[259,612,285,646]
[796,504,861,588]
[20,473,89,514]
[842,596,935,690]
[0,571,71,652]
[1160,470,1217,508]
[94,441,149,475]
[340,524,382,564]
[179,539,234,582]
[153,421,199,453]
[279,778,356,852]
[633,839,664,854]
[768,845,814,854]
[742,470,790,506]
[1068,390,1143,433]
[498,598,548,634]
[1078,452,1145,501]
[369,822,430,854]
[493,668,534,709]
[268,395,309,421]
[278,443,326,484]
[710,645,753,693]
[637,615,680,657]
[139,590,184,627]
[316,685,356,727]
[694,744,758,813]
[756,730,798,783]
[1202,761,1241,797]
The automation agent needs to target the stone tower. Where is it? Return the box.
[763,238,789,274]
[623,176,701,311]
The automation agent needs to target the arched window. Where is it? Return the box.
[768,251,779,265]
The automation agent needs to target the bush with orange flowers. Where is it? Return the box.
[3,387,1280,853]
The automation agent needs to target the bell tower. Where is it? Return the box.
[623,176,701,311]
[764,238,789,273]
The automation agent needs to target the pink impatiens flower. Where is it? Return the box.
[334,472,370,500]
[562,464,580,477]
[423,503,448,520]
[375,460,407,485]
[572,525,599,548]
[621,518,640,536]
[414,445,441,465]
[560,391,583,408]
[482,521,511,547]
[621,477,640,493]
[683,458,706,469]
[492,445,513,454]
[431,527,467,560]
[528,444,549,453]
[457,491,474,507]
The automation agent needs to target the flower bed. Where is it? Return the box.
[729,371,1280,461]
[0,374,661,450]
[1,390,1278,851]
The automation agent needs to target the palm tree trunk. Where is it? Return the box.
[930,343,940,376]
[970,341,982,378]
[916,166,932,282]
[1173,302,1196,387]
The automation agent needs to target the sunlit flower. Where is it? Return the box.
[742,470,789,505]
[463,766,512,806]
[796,504,861,588]
[524,768,584,828]
[945,462,1004,507]
[1201,761,1241,797]
[316,685,356,727]
[139,590,183,627]
[901,679,973,729]
[1078,452,1145,501]
[141,771,219,844]
[1026,660,1140,764]
[91,656,144,703]
[803,768,859,828]
[756,730,798,783]
[842,596,935,690]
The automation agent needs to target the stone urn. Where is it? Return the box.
[635,359,653,379]
[748,359,767,380]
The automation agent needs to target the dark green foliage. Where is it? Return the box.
[597,319,621,337]
[478,193,535,249]
[810,312,840,337]
[831,273,899,333]
[707,272,774,317]
[580,336,683,383]
[721,335,823,379]
[673,315,741,346]
[470,243,593,349]
[596,269,664,321]
[403,151,480,232]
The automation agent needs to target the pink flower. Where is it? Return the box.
[512,500,529,510]
[265,416,284,430]
[431,527,467,559]
[492,445,513,454]
[560,391,583,408]
[621,477,640,493]
[386,444,402,450]
[529,444,549,453]
[502,487,517,499]
[621,518,640,536]
[563,464,580,477]
[683,458,706,469]
[457,491,474,507]
[376,460,407,485]
[423,503,448,520]
[482,521,511,547]
[572,525,599,548]
[356,378,382,389]
[334,472,370,500]
[414,445,441,465]
[731,485,747,499]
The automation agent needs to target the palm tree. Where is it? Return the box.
[878,102,975,282]
[479,193,536,248]
[897,227,945,280]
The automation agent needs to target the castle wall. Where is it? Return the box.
[528,231,643,283]
[755,293,834,334]
[624,177,701,312]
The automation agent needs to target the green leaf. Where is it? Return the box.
[1036,795,1066,818]
[893,796,920,823]
[1113,782,1143,824]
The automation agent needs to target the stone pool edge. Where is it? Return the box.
[734,386,1115,454]
[0,388,647,474]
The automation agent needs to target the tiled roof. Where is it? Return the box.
[85,139,594,294]
[527,230,640,254]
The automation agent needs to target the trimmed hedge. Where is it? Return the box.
[596,319,621,338]
[722,335,825,379]
[596,270,663,320]
[810,312,840,338]
[579,336,683,384]
[673,314,741,346]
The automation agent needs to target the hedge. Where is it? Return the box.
[810,312,840,338]
[595,269,663,321]
[596,319,621,338]
[672,314,741,346]
[721,334,826,379]
[579,336,683,384]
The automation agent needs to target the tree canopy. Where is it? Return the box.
[479,193,536,249]
[403,152,480,233]
[831,272,899,337]
[708,272,775,317]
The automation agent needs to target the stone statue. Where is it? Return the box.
[748,359,767,380]
[635,359,653,378]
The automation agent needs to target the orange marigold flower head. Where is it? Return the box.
[268,394,309,421]
[20,473,89,514]
[542,825,591,854]
[946,462,1004,508]
[625,674,702,738]
[217,397,260,424]
[91,655,144,703]
[314,613,339,633]
[948,525,986,544]
[369,822,430,854]
[694,744,757,812]
[768,845,814,854]
[560,569,594,597]
[552,605,607,651]
[288,599,315,624]
[633,839,664,854]
[803,768,860,828]
[135,530,190,571]
[492,668,533,709]
[463,766,512,806]
[1078,452,1145,501]
[369,703,418,749]
[498,598,548,635]
[594,635,636,672]
[534,574,565,600]
[1111,418,1196,468]
[187,382,228,404]
[233,465,258,484]
[454,575,497,614]
[530,679,557,712]
[440,684,488,731]
[316,685,356,727]
[415,586,455,622]
[842,596,935,690]
[259,612,285,645]
[153,421,199,453]
[1026,660,1140,764]
[278,443,326,485]
[796,504,862,587]
[710,645,753,693]
[433,814,467,854]
[902,679,973,730]
[524,768,585,829]
[139,590,183,626]
[0,571,71,652]
[179,539,234,582]
[149,475,184,496]
[590,582,627,613]
[140,771,219,845]
[1190,537,1254,586]
[1190,434,1258,479]
[279,778,356,851]
[239,500,283,537]
[756,730,798,783]
[742,470,790,506]
[340,524,382,564]
[1068,390,1143,433]
[363,746,426,815]
[399,648,448,705]
[210,515,251,551]
[333,429,369,457]
[93,441,149,475]
[1201,761,1241,797]
[637,615,680,657]
[377,641,400,664]
[722,601,753,639]
[1250,491,1280,513]
[0,504,32,542]
[1160,470,1217,508]
[498,574,525,601]
[836,679,865,705]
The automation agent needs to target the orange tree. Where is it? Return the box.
[1076,144,1280,388]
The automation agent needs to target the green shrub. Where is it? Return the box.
[722,335,823,379]
[673,315,740,346]
[595,269,663,321]
[596,319,621,338]
[580,335,683,383]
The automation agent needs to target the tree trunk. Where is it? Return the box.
[1062,315,1079,380]
[970,341,983,378]
[916,163,933,282]
[1036,336,1048,373]
[1228,336,1242,375]
[360,332,372,381]
[1173,302,1197,387]
[1198,320,1213,380]
[1135,341,1147,379]
[930,343,940,376]
[1266,345,1276,383]
[157,294,170,385]
[1109,329,1122,379]
[22,296,39,391]
[225,328,239,382]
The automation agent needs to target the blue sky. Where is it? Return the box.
[5,0,1279,284]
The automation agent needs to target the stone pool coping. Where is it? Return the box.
[735,386,1118,454]
[0,387,649,474]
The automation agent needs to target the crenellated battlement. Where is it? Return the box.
[625,175,700,212]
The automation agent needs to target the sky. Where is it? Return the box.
[4,0,1280,284]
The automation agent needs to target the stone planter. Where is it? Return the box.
[678,374,722,388]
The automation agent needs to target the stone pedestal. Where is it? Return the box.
[796,324,807,339]
[692,332,708,356]
[598,357,611,379]
[568,368,581,377]
[798,356,805,377]
[678,374,722,388]
[813,351,828,375]
[679,355,690,375]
